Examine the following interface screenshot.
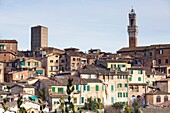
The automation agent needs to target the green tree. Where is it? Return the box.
[84,97,97,111]
[65,78,75,113]
[39,88,46,101]
[2,98,8,111]
[59,97,65,113]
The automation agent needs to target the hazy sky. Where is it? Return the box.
[0,0,170,53]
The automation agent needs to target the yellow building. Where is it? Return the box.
[42,53,60,77]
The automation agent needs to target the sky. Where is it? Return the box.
[0,0,170,53]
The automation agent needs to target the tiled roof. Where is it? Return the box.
[40,76,87,86]
[0,40,18,43]
[82,79,102,83]
[140,108,170,113]
[146,90,170,95]
[117,46,148,53]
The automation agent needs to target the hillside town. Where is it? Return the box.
[0,8,170,113]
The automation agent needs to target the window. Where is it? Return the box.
[56,60,58,63]
[103,75,105,79]
[58,88,64,94]
[34,62,38,66]
[52,87,55,92]
[96,85,99,91]
[158,59,161,64]
[156,96,161,102]
[138,70,143,74]
[120,75,122,79]
[76,85,79,91]
[129,77,132,81]
[83,85,86,91]
[124,84,128,88]
[144,52,146,57]
[20,75,24,79]
[126,92,128,97]
[102,85,104,91]
[102,97,104,103]
[150,51,152,57]
[87,85,90,91]
[73,58,76,61]
[28,62,30,66]
[165,59,169,64]
[131,70,133,74]
[111,85,114,91]
[81,97,84,103]
[74,98,77,103]
[164,96,168,102]
[21,62,25,66]
[159,49,163,54]
[117,83,122,88]
[138,77,141,81]
[111,97,114,103]
[118,92,122,98]
[50,60,53,63]
[123,93,126,97]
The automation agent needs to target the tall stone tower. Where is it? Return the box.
[31,25,48,51]
[128,8,138,48]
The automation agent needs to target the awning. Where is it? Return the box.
[36,70,43,74]
[29,96,38,101]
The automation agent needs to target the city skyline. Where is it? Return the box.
[0,0,170,52]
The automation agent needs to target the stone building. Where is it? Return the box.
[31,25,48,51]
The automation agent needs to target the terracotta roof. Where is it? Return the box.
[146,90,170,95]
[0,40,18,43]
[140,108,170,113]
[117,46,148,53]
[82,79,103,83]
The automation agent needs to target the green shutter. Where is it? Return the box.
[76,85,79,91]
[118,93,119,98]
[123,93,126,97]
[58,88,60,94]
[52,87,55,92]
[129,77,132,81]
[87,85,90,91]
[111,85,114,91]
[131,70,133,74]
[96,85,99,91]
[83,85,86,91]
[102,85,104,91]
[125,84,128,88]
[111,97,114,103]
[126,92,128,97]
[150,51,152,57]
[81,97,84,103]
[138,77,141,81]
[21,62,25,66]
[120,92,122,97]
[28,62,30,66]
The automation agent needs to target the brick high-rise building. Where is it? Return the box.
[31,25,48,51]
[128,8,138,48]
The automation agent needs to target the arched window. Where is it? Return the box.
[164,96,168,102]
[156,96,161,102]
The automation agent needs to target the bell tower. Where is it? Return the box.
[128,8,138,48]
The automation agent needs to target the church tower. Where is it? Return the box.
[128,8,138,48]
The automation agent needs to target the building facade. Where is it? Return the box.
[31,25,48,51]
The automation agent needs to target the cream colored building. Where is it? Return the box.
[42,53,60,77]
[20,57,42,69]
[31,25,48,51]
[128,67,146,104]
